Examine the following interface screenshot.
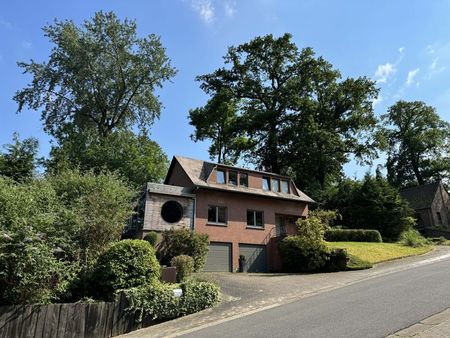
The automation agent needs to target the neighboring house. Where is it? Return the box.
[400,181,450,228]
[136,155,314,272]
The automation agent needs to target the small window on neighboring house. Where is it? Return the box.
[262,177,270,191]
[239,173,248,187]
[437,212,443,225]
[247,210,264,228]
[208,206,227,225]
[272,179,280,192]
[217,169,226,184]
[281,180,289,193]
[229,171,238,185]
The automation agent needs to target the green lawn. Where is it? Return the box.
[326,242,433,265]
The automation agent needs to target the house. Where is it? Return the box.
[138,155,314,272]
[400,181,450,228]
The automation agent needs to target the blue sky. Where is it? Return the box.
[1,0,450,177]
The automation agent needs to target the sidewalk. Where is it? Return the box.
[388,308,450,337]
[121,246,450,338]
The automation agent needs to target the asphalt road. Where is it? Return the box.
[182,257,450,338]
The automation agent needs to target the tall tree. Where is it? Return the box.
[14,11,176,139]
[47,130,168,187]
[194,33,378,198]
[0,133,39,181]
[189,90,253,164]
[379,100,450,187]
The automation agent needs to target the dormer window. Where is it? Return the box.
[281,180,289,193]
[262,177,270,191]
[217,169,226,184]
[272,178,280,192]
[239,173,248,187]
[229,171,238,185]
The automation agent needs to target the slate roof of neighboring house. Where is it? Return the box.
[165,155,315,203]
[399,182,442,210]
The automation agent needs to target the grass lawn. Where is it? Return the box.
[326,242,433,267]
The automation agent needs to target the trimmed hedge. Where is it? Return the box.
[325,229,382,243]
[171,255,195,282]
[91,240,160,301]
[143,231,158,247]
[123,279,220,322]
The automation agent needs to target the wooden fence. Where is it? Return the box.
[0,293,151,338]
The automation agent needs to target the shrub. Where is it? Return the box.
[325,229,382,242]
[171,255,195,282]
[0,227,73,304]
[278,236,329,272]
[158,229,209,271]
[144,231,158,247]
[123,279,220,322]
[400,229,428,248]
[324,248,349,272]
[91,240,160,301]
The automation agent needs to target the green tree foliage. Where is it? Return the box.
[91,239,160,301]
[189,89,253,164]
[47,130,168,186]
[379,100,450,187]
[325,175,415,240]
[157,228,209,271]
[0,226,73,305]
[194,33,378,199]
[279,216,330,272]
[14,11,176,139]
[170,255,195,282]
[0,133,39,181]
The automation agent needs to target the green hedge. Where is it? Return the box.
[123,279,220,322]
[324,229,382,243]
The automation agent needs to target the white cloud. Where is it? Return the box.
[21,41,32,49]
[191,0,215,24]
[224,1,236,18]
[374,63,396,83]
[372,94,382,107]
[398,46,405,54]
[426,45,436,55]
[406,68,420,86]
[0,19,12,29]
[430,57,438,70]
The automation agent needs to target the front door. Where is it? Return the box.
[275,215,286,237]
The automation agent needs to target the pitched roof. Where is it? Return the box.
[165,155,314,203]
[147,182,195,198]
[399,182,442,210]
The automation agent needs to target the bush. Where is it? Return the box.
[400,229,428,248]
[91,240,160,301]
[158,229,209,271]
[144,231,158,247]
[324,248,349,272]
[123,279,220,322]
[279,236,329,272]
[325,229,382,242]
[171,255,195,282]
[0,227,73,304]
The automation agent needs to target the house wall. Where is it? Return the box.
[430,185,450,227]
[167,162,194,187]
[194,188,308,271]
[142,192,194,234]
[415,208,434,228]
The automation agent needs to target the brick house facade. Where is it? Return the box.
[140,156,314,272]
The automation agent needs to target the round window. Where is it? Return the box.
[161,200,183,223]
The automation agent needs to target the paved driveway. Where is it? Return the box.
[122,246,450,338]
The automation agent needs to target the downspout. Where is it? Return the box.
[192,186,199,232]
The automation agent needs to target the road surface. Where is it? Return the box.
[182,257,450,338]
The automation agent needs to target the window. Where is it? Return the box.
[161,200,184,223]
[262,177,270,191]
[239,173,248,187]
[217,169,226,184]
[247,210,264,228]
[229,171,238,185]
[208,205,227,224]
[281,180,289,193]
[272,179,280,192]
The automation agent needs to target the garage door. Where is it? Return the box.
[239,244,267,272]
[203,242,232,272]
